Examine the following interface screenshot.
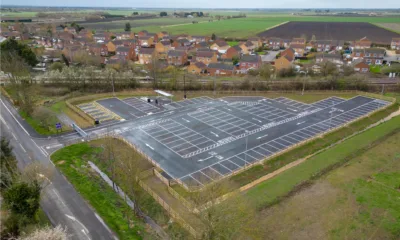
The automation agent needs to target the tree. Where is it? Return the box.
[211,33,216,41]
[321,61,338,77]
[49,62,64,72]
[259,64,272,81]
[3,180,41,219]
[311,34,316,42]
[232,56,239,65]
[132,12,139,15]
[17,225,68,240]
[1,39,38,66]
[343,65,355,76]
[192,182,261,240]
[33,106,58,132]
[0,137,18,190]
[124,22,131,32]
[160,11,168,17]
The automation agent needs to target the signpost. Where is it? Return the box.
[55,122,62,132]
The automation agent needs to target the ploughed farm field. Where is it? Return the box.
[94,15,400,38]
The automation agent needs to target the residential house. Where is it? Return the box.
[138,30,148,37]
[275,55,293,71]
[239,41,256,54]
[290,43,305,56]
[210,40,230,53]
[248,37,262,48]
[138,36,154,47]
[64,27,76,34]
[138,48,155,64]
[313,40,333,52]
[115,46,136,60]
[352,49,365,59]
[315,53,343,65]
[187,62,206,74]
[175,46,190,52]
[93,32,112,42]
[352,60,370,73]
[195,51,218,65]
[206,63,235,76]
[194,41,209,50]
[115,31,134,40]
[106,41,116,53]
[223,45,242,59]
[291,37,306,45]
[146,33,159,42]
[364,48,385,65]
[157,31,169,39]
[238,55,262,73]
[112,40,125,48]
[268,38,283,50]
[155,40,172,54]
[167,50,188,66]
[191,35,209,44]
[353,37,372,49]
[88,43,108,56]
[391,38,400,50]
[172,38,191,48]
[77,30,93,40]
[57,32,74,41]
[274,49,295,71]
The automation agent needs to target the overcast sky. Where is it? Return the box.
[2,0,400,8]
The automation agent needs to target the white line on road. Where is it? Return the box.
[287,108,298,112]
[145,143,154,150]
[19,143,27,153]
[252,118,262,123]
[227,108,232,111]
[257,134,268,140]
[45,144,63,149]
[11,132,17,140]
[65,214,91,240]
[296,121,306,125]
[94,213,115,237]
[31,139,48,157]
[210,131,219,137]
[0,115,10,129]
[0,98,30,136]
[182,118,190,123]
[53,189,66,206]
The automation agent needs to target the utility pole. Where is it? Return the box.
[183,73,186,99]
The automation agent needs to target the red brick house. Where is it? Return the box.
[167,50,188,66]
[115,32,135,40]
[191,35,209,44]
[206,63,235,76]
[353,37,371,49]
[223,45,242,59]
[364,48,385,65]
[88,43,108,56]
[268,38,283,50]
[115,46,136,61]
[391,38,400,50]
[353,60,370,73]
[238,55,262,73]
[187,61,206,74]
[138,47,155,64]
[138,30,148,37]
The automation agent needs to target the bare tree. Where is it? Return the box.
[17,225,68,240]
[33,106,58,132]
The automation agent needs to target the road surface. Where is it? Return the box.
[0,97,118,240]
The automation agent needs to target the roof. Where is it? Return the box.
[269,37,282,42]
[214,40,228,47]
[160,40,171,46]
[192,61,206,68]
[196,51,214,58]
[365,48,385,54]
[177,38,190,44]
[240,55,260,63]
[112,40,124,45]
[116,46,131,52]
[139,48,155,55]
[207,63,234,70]
[168,50,186,57]
[154,90,173,97]
[138,36,151,40]
[196,42,209,47]
[248,37,260,41]
[197,47,212,52]
[290,43,305,49]
[244,41,254,47]
[392,38,400,42]
[231,45,242,51]
[316,53,342,59]
[192,35,206,39]
[352,59,368,66]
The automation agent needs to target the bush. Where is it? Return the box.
[49,62,64,72]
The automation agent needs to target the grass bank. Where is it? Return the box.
[245,115,400,208]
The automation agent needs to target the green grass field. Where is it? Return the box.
[245,115,400,208]
[254,120,400,239]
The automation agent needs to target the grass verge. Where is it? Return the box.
[51,143,144,239]
[245,115,400,208]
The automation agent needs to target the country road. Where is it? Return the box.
[0,96,118,240]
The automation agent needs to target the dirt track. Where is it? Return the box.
[258,22,400,44]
